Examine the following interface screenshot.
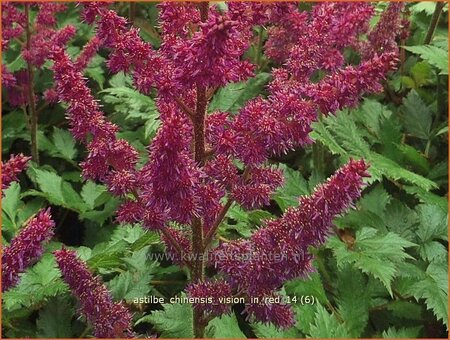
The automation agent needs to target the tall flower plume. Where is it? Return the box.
[54,248,133,338]
[2,209,55,292]
[213,159,370,327]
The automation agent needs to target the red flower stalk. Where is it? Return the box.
[213,159,370,327]
[54,249,134,338]
[2,209,55,292]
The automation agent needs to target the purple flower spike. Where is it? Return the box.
[2,208,55,292]
[54,248,134,338]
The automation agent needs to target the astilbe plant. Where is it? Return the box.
[1,3,101,163]
[45,2,407,337]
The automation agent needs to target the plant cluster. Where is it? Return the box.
[1,2,448,339]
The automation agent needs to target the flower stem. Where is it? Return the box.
[24,4,39,164]
[424,2,445,45]
[191,4,210,338]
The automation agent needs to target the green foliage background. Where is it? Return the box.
[2,2,448,338]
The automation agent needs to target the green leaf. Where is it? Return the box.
[311,109,437,190]
[2,254,68,312]
[251,322,299,338]
[410,61,434,87]
[416,204,448,242]
[403,185,448,211]
[32,169,87,212]
[395,143,430,174]
[36,297,73,338]
[206,314,246,338]
[285,272,328,305]
[404,45,448,75]
[327,228,416,296]
[308,304,349,338]
[382,326,422,338]
[138,301,193,338]
[407,262,448,329]
[2,182,21,231]
[208,72,271,113]
[81,181,108,210]
[101,86,157,120]
[402,90,432,140]
[274,164,309,211]
[336,266,370,337]
[52,127,77,160]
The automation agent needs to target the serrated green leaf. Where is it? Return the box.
[36,297,73,338]
[416,204,448,242]
[206,314,246,338]
[274,164,309,211]
[404,45,448,75]
[2,254,68,312]
[138,301,193,338]
[52,127,77,160]
[403,185,448,211]
[32,169,87,212]
[208,72,271,113]
[402,90,432,140]
[336,266,370,337]
[81,181,108,210]
[328,228,416,295]
[251,321,299,338]
[407,262,448,329]
[2,182,21,231]
[308,304,349,338]
[285,272,328,305]
[395,143,430,174]
[382,326,422,338]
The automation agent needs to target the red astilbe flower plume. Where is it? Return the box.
[2,209,55,292]
[172,12,254,89]
[54,249,134,338]
[360,2,408,59]
[49,47,139,185]
[1,153,31,191]
[213,159,370,327]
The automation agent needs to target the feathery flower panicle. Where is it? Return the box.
[213,159,369,327]
[172,12,254,89]
[49,47,139,183]
[1,2,26,50]
[305,52,399,115]
[54,249,133,338]
[361,2,407,59]
[230,95,316,165]
[187,280,233,316]
[2,153,31,190]
[36,3,68,26]
[2,209,55,292]
[140,110,201,226]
